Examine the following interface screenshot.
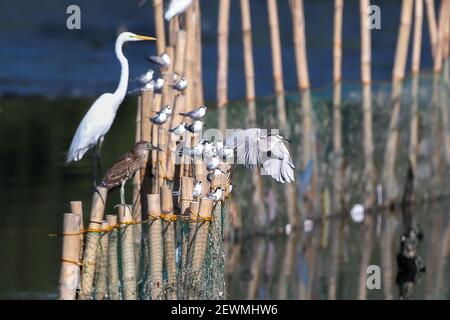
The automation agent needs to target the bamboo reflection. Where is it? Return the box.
[277,233,299,299]
[380,212,397,299]
[328,217,345,299]
[246,239,266,299]
[357,215,375,300]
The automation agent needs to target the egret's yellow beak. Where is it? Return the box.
[134,35,157,41]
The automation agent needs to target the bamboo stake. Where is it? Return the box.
[180,177,194,297]
[425,0,438,59]
[183,200,199,298]
[393,0,414,81]
[360,0,372,85]
[194,0,204,106]
[333,0,344,83]
[161,185,177,299]
[240,0,256,101]
[79,187,108,300]
[153,0,166,55]
[106,215,120,300]
[267,0,285,94]
[147,194,164,300]
[184,4,197,110]
[209,202,226,299]
[217,0,231,108]
[118,205,137,300]
[69,201,84,261]
[434,0,450,73]
[412,0,424,74]
[132,100,142,222]
[59,213,81,300]
[291,0,310,90]
[188,197,213,299]
[94,220,109,300]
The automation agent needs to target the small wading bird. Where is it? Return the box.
[165,0,193,21]
[225,128,295,183]
[135,69,154,86]
[66,32,156,186]
[186,120,204,133]
[192,180,202,198]
[150,105,172,125]
[179,105,207,120]
[171,76,188,91]
[207,187,223,202]
[169,122,188,135]
[101,141,162,205]
[146,52,171,68]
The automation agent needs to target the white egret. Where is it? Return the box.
[165,0,193,21]
[225,128,295,183]
[66,32,156,184]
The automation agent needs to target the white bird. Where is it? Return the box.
[150,110,169,125]
[186,120,204,133]
[216,141,234,159]
[171,76,188,91]
[146,52,171,68]
[225,128,295,183]
[350,204,365,223]
[181,140,204,157]
[66,32,156,183]
[207,188,223,202]
[192,180,202,198]
[205,155,220,171]
[165,0,193,21]
[169,122,187,135]
[136,69,154,85]
[179,105,207,120]
[202,141,214,158]
[303,219,314,233]
[153,78,165,92]
[206,168,227,182]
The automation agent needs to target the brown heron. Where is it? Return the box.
[101,140,161,205]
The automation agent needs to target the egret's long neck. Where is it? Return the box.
[113,39,129,108]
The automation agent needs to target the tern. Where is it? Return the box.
[179,105,207,120]
[192,180,203,198]
[186,120,204,133]
[207,188,223,202]
[146,52,171,68]
[169,122,188,135]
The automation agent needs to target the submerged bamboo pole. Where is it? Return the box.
[267,0,285,95]
[153,0,166,55]
[425,0,438,59]
[161,185,177,299]
[59,213,81,300]
[217,0,231,108]
[106,214,120,300]
[434,0,450,73]
[240,0,256,102]
[147,194,164,300]
[118,205,137,300]
[79,187,108,300]
[94,220,109,300]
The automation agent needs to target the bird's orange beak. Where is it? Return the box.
[134,35,157,41]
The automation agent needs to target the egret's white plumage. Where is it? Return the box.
[165,0,193,21]
[66,32,156,164]
[225,128,295,183]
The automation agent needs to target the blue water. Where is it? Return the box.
[0,0,434,100]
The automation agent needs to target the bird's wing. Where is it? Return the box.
[225,128,260,169]
[66,93,116,163]
[101,153,141,189]
[165,0,193,21]
[261,139,295,183]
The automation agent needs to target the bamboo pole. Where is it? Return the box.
[194,0,204,106]
[161,185,177,299]
[434,0,450,73]
[412,0,424,74]
[209,202,226,299]
[132,100,142,222]
[291,0,310,90]
[240,0,256,101]
[147,194,164,300]
[333,0,344,84]
[188,197,213,299]
[217,0,231,108]
[425,0,438,59]
[360,0,371,85]
[393,0,414,81]
[106,214,120,300]
[79,187,108,300]
[153,0,166,55]
[94,220,109,300]
[180,177,194,297]
[267,0,285,94]
[69,201,84,261]
[184,4,196,111]
[59,213,81,300]
[118,205,137,300]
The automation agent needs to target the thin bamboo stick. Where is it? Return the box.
[153,0,166,55]
[412,0,424,74]
[333,0,344,83]
[194,0,204,106]
[425,0,438,59]
[79,187,108,300]
[69,201,84,261]
[59,213,81,300]
[180,177,194,296]
[240,0,256,101]
[147,194,164,300]
[118,205,137,300]
[360,0,372,84]
[161,185,177,299]
[217,0,231,108]
[94,220,109,300]
[106,214,120,300]
[434,0,450,72]
[291,0,310,90]
[184,4,197,111]
[393,0,414,81]
[267,0,285,94]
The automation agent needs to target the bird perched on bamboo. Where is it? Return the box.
[171,76,188,91]
[150,105,172,125]
[136,69,154,86]
[66,32,156,186]
[169,122,188,135]
[225,128,295,183]
[165,0,193,21]
[101,141,162,205]
[179,105,207,120]
[146,52,171,68]
[186,120,205,133]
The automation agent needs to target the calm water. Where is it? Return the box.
[1,73,449,299]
